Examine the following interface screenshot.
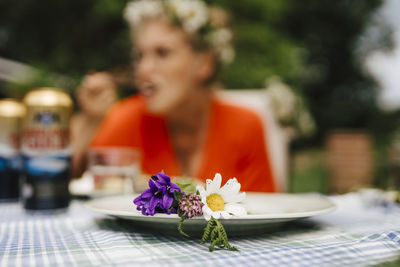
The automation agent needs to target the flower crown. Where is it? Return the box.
[124,0,235,64]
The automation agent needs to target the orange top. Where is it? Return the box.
[91,95,275,192]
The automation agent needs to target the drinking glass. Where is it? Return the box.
[88,147,141,194]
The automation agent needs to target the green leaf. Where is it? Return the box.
[201,217,239,252]
[201,219,213,244]
[174,190,184,200]
[169,199,179,212]
[209,239,218,252]
[210,227,218,241]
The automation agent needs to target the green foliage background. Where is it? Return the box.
[0,0,397,143]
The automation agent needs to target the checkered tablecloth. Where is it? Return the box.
[1,193,400,267]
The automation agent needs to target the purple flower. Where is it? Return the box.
[134,172,181,216]
[179,193,204,218]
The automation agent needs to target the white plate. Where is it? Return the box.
[86,193,336,236]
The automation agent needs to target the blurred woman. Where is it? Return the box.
[72,0,275,192]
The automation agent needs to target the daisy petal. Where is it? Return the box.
[223,192,246,204]
[211,211,221,219]
[206,173,221,194]
[204,213,211,221]
[202,205,213,215]
[221,211,232,219]
[219,178,240,196]
[225,203,247,217]
[205,179,212,194]
[196,185,206,196]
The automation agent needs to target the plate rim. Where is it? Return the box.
[86,193,337,220]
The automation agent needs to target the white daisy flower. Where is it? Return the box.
[169,0,208,33]
[297,109,316,137]
[124,0,164,26]
[168,0,182,12]
[218,45,235,64]
[209,28,232,47]
[266,77,298,123]
[207,28,234,64]
[196,173,247,221]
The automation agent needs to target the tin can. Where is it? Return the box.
[21,88,73,210]
[0,100,26,201]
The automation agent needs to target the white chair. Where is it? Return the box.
[215,89,291,192]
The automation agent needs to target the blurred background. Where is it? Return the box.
[1,0,399,194]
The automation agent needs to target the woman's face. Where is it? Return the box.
[134,20,212,115]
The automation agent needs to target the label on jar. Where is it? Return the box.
[21,104,71,209]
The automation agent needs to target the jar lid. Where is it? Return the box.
[0,99,26,117]
[23,88,73,108]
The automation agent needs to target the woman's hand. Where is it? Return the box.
[77,72,117,118]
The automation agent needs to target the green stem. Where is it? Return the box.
[178,217,190,237]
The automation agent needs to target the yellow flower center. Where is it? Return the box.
[206,193,225,212]
[188,11,195,18]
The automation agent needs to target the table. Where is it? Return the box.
[1,193,400,267]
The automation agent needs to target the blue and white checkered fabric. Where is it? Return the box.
[1,193,400,267]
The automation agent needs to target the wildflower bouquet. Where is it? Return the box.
[133,172,247,251]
